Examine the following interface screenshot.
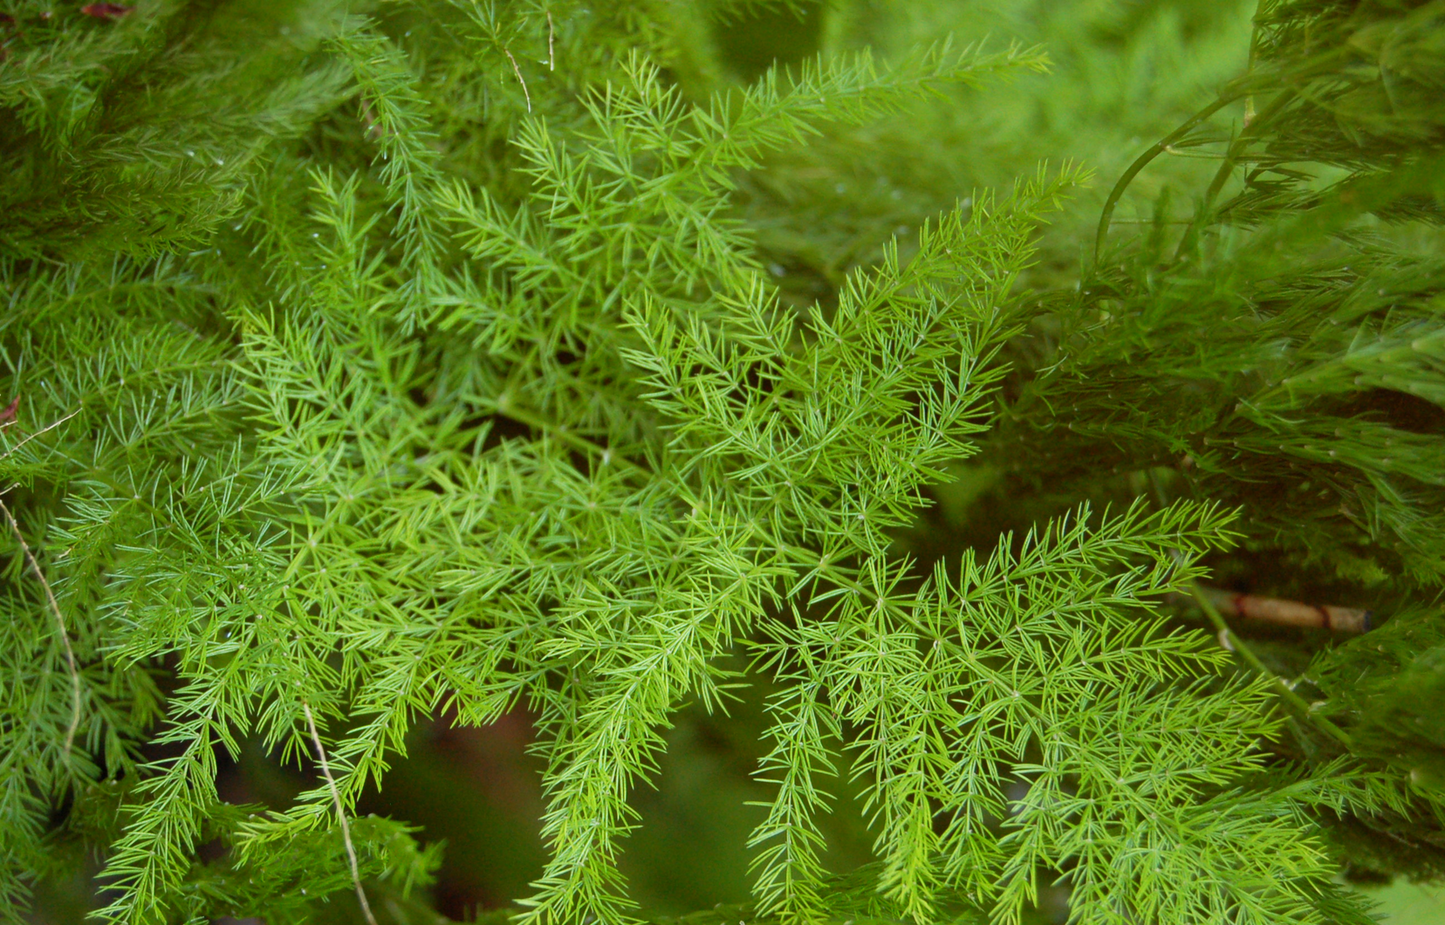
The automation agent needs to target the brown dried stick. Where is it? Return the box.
[1195,585,1372,634]
[303,701,379,925]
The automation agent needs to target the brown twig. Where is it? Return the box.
[1,494,83,761]
[505,48,531,112]
[303,701,379,925]
[1187,585,1372,634]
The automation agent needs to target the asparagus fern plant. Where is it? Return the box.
[3,1,1443,923]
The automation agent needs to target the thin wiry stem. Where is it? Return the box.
[1,494,83,761]
[506,48,532,112]
[0,408,81,460]
[1146,468,1354,749]
[547,10,555,71]
[1173,88,1298,261]
[1093,94,1237,262]
[303,701,380,925]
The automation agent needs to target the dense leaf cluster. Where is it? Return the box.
[3,1,1444,924]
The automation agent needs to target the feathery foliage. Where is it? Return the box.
[3,1,1444,924]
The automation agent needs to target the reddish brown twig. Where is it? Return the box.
[1192,585,1372,634]
[81,3,133,20]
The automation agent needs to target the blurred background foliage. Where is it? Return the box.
[9,0,1444,922]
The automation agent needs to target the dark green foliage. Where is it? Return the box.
[3,1,1444,924]
[1001,0,1445,589]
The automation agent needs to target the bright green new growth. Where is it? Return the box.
[3,1,1444,924]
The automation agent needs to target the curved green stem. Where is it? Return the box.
[1188,578,1354,750]
[1173,88,1298,261]
[1093,94,1238,263]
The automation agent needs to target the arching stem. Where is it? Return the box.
[1094,94,1238,263]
